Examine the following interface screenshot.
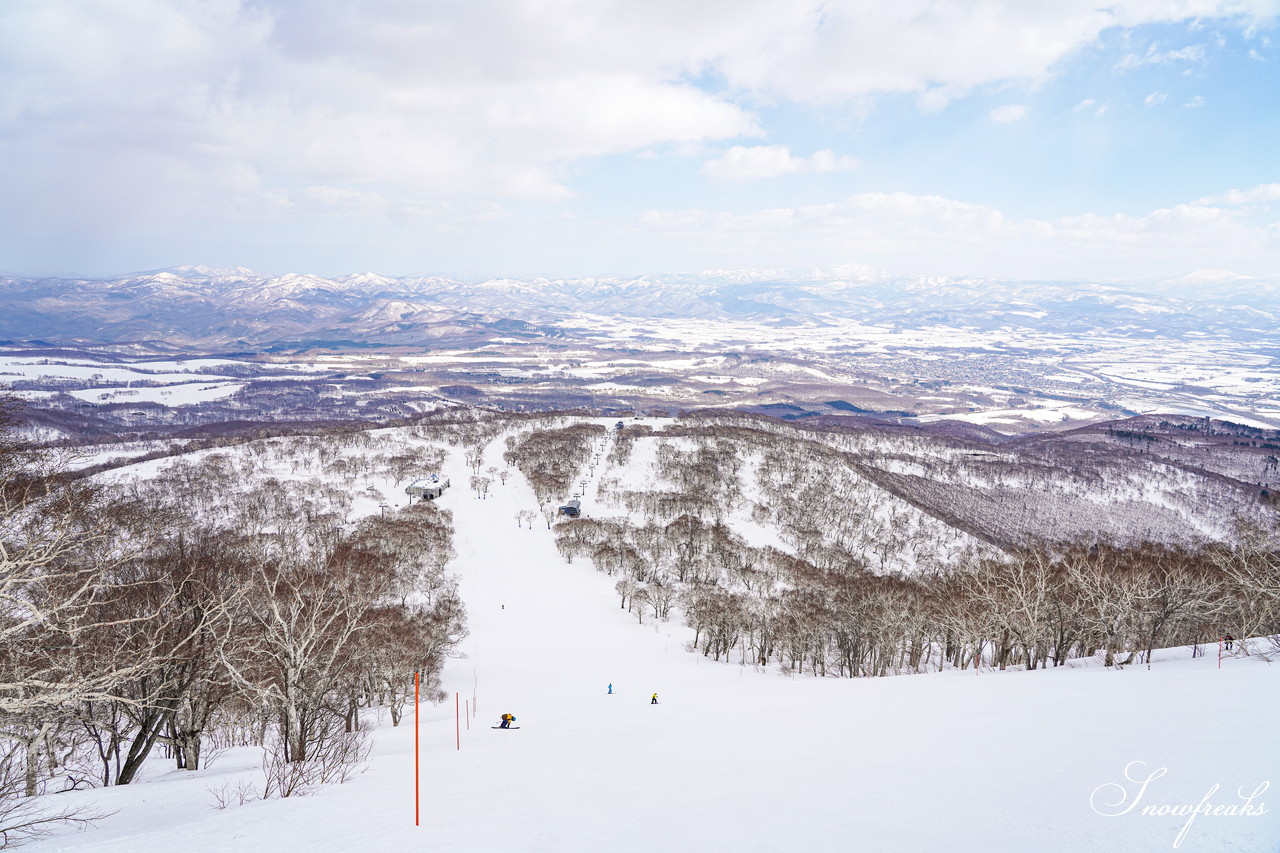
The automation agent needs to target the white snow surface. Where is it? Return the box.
[21,434,1280,853]
[67,382,245,406]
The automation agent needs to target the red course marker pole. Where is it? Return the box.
[414,671,420,826]
[455,692,460,750]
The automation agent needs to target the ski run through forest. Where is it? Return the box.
[5,412,1280,853]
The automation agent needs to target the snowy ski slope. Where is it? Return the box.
[21,429,1280,853]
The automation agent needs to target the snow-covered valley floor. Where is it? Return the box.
[21,437,1280,853]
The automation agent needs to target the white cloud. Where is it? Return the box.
[0,0,765,207]
[1144,91,1169,106]
[1115,44,1206,70]
[703,0,1278,105]
[916,88,954,113]
[1,1,1270,200]
[637,188,1278,278]
[1074,98,1096,111]
[1196,183,1280,204]
[989,104,1028,123]
[701,146,861,180]
[1,0,1277,273]
[1184,95,1207,107]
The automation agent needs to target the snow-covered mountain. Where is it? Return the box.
[3,267,1280,348]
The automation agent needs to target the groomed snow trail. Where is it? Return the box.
[21,431,1280,853]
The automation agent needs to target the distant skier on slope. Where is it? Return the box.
[499,713,516,728]
[651,693,658,705]
[608,683,613,694]
[1224,634,1235,651]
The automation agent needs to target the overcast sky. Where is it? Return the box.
[1,0,1278,281]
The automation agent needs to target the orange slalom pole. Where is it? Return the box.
[414,671,420,826]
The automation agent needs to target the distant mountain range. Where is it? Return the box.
[3,266,1279,350]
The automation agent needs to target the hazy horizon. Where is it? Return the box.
[3,264,1279,296]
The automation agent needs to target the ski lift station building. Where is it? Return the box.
[406,474,450,501]
[559,498,581,518]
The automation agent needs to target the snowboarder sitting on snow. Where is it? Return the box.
[499,713,516,728]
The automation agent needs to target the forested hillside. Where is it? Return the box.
[4,404,1279,847]
[0,408,468,844]
[516,412,1280,677]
